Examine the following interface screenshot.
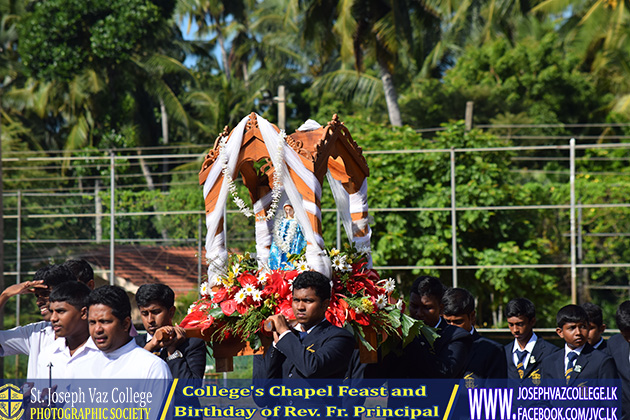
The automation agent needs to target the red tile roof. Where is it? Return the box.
[81,245,205,298]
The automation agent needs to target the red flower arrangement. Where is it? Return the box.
[180,246,426,353]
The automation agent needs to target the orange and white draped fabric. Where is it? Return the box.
[200,113,372,282]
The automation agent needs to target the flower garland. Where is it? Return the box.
[273,216,300,254]
[218,130,286,222]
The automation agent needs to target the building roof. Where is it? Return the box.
[81,245,204,298]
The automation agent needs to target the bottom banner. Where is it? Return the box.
[0,379,622,420]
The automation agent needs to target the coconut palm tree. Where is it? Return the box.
[532,0,630,117]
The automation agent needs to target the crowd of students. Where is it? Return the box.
[0,261,206,382]
[2,265,630,418]
[255,273,630,419]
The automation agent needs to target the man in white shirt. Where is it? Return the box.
[87,285,171,380]
[0,265,75,378]
[37,281,100,379]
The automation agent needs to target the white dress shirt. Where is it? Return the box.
[90,339,172,380]
[0,321,55,379]
[37,336,101,379]
[511,332,539,369]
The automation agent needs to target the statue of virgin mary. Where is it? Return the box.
[268,203,307,270]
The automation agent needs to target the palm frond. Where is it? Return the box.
[312,69,382,107]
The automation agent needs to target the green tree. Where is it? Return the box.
[333,118,562,326]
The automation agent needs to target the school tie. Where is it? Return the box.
[515,349,528,379]
[565,351,578,384]
[299,331,308,342]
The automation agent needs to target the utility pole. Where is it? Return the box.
[465,101,474,131]
[276,85,286,130]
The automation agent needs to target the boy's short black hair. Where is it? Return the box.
[63,259,94,285]
[616,301,630,332]
[292,271,331,302]
[135,283,175,309]
[505,297,536,320]
[49,281,91,310]
[442,288,475,316]
[88,285,131,322]
[581,302,603,327]
[33,265,75,288]
[556,304,588,328]
[410,276,446,301]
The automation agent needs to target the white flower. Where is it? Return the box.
[200,281,210,297]
[333,254,347,266]
[187,304,196,314]
[258,273,268,286]
[342,262,353,273]
[234,289,247,304]
[243,283,257,296]
[296,260,310,272]
[332,257,346,271]
[395,299,404,310]
[251,290,262,302]
[382,278,396,293]
[207,277,221,288]
[375,294,387,309]
[218,131,285,221]
[232,263,241,276]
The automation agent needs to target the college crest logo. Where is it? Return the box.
[0,384,24,420]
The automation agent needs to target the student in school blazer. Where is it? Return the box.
[465,330,507,379]
[408,318,472,379]
[505,338,559,382]
[606,334,630,420]
[542,343,617,383]
[134,333,206,379]
[259,319,355,379]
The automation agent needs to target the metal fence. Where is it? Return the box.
[3,122,630,325]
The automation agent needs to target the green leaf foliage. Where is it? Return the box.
[338,118,562,326]
[18,0,169,81]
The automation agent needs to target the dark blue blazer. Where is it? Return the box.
[505,336,559,381]
[594,338,608,351]
[465,330,507,379]
[541,343,617,383]
[258,320,355,379]
[404,318,473,379]
[605,334,630,420]
[134,333,206,379]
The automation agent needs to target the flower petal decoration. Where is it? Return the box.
[220,299,237,316]
[179,247,424,352]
